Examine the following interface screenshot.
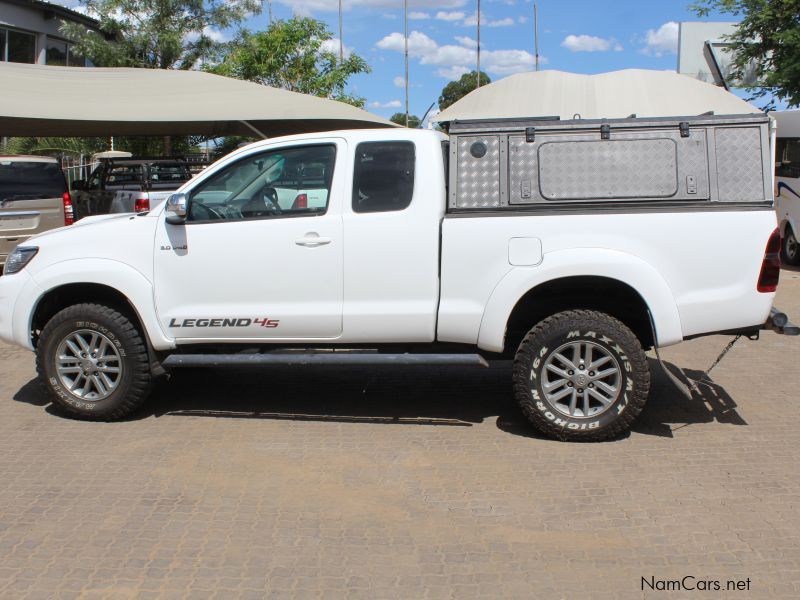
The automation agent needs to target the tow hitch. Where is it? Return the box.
[763,307,800,336]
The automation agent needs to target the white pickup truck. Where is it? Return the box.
[0,114,793,441]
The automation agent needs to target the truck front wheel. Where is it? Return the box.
[513,310,650,441]
[36,303,152,421]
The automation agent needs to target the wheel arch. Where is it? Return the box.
[26,259,174,351]
[477,249,684,354]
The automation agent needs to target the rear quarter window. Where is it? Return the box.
[0,161,67,200]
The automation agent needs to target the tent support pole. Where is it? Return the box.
[239,121,269,139]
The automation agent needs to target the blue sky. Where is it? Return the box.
[57,0,750,118]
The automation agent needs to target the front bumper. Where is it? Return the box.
[0,269,39,349]
[763,307,800,336]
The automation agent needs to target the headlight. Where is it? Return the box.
[4,246,38,275]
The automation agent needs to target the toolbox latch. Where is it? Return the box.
[600,124,610,140]
[680,121,690,137]
[525,127,536,143]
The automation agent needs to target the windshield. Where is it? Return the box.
[0,160,67,201]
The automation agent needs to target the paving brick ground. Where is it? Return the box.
[1,270,800,599]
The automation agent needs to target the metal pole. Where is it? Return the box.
[338,0,343,61]
[404,0,409,127]
[476,0,481,88]
[534,2,539,71]
[268,0,272,25]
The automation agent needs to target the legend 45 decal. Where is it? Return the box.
[169,317,280,328]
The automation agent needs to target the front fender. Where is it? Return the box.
[476,248,683,353]
[26,258,175,351]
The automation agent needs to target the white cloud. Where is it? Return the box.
[202,27,229,43]
[641,21,679,56]
[436,11,466,21]
[561,34,622,53]
[462,13,515,28]
[320,38,353,58]
[409,11,430,20]
[369,99,402,109]
[276,0,468,13]
[393,76,406,88]
[518,15,528,24]
[377,30,541,79]
[436,65,471,80]
[454,35,478,49]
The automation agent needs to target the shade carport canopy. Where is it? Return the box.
[434,69,761,122]
[0,62,397,137]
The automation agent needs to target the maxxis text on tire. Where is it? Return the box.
[512,309,650,442]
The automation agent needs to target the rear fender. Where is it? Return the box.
[477,248,683,353]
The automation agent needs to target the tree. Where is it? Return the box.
[692,0,800,108]
[61,0,260,69]
[390,113,422,128]
[209,18,371,107]
[438,71,491,111]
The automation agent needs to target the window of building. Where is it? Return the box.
[46,39,68,66]
[6,29,36,63]
[352,141,416,213]
[0,30,5,61]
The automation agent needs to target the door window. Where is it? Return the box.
[352,141,415,213]
[187,145,336,222]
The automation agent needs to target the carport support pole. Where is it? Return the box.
[239,121,269,140]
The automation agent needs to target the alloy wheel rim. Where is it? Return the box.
[788,232,798,260]
[55,330,123,401]
[539,341,622,418]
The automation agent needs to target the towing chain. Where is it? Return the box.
[700,334,742,381]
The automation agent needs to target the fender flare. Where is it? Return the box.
[26,258,175,351]
[476,248,684,353]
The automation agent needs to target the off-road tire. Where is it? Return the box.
[781,225,800,266]
[36,303,152,420]
[513,310,650,442]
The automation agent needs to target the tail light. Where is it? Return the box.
[757,227,781,293]
[134,194,150,213]
[291,193,308,210]
[62,192,74,225]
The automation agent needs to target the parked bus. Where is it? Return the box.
[774,109,800,265]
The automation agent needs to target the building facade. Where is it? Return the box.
[0,0,102,66]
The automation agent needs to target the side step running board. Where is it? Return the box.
[162,353,490,368]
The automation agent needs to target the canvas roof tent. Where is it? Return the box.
[0,62,397,137]
[434,69,761,123]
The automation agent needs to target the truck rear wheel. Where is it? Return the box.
[513,310,650,442]
[36,303,152,421]
[782,226,800,266]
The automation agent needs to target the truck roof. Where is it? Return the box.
[229,127,448,159]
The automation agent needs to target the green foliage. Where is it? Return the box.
[692,0,800,108]
[438,71,491,111]
[390,113,422,128]
[4,137,107,156]
[61,0,260,69]
[208,18,370,107]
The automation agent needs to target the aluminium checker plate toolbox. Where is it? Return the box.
[447,113,773,210]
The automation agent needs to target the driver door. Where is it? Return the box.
[153,140,344,342]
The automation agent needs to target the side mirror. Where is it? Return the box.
[165,192,188,224]
[71,180,86,191]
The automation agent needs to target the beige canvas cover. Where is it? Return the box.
[434,69,761,123]
[0,62,397,137]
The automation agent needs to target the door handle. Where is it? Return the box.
[295,234,331,247]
